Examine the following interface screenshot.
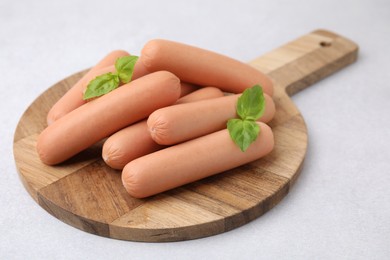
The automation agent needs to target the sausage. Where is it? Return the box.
[122,122,274,198]
[102,87,225,169]
[48,62,196,125]
[37,71,181,165]
[147,93,275,145]
[47,50,130,125]
[139,39,273,95]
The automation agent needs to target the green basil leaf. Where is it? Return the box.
[83,72,120,100]
[115,55,139,83]
[236,84,265,121]
[227,118,260,152]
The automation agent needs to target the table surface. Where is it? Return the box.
[1,0,389,259]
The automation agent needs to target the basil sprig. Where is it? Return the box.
[227,85,266,152]
[83,55,138,100]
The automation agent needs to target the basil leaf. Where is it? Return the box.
[236,84,265,121]
[115,55,139,83]
[227,118,260,152]
[83,72,120,100]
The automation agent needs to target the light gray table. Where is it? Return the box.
[1,0,389,259]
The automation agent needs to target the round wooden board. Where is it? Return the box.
[13,30,358,242]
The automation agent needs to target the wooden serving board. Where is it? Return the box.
[13,30,358,242]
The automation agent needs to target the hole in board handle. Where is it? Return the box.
[319,41,332,47]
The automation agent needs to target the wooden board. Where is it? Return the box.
[13,30,358,242]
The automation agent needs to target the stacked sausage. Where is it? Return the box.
[37,40,276,198]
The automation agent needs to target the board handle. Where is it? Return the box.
[249,29,358,96]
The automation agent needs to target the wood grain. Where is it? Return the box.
[13,29,358,242]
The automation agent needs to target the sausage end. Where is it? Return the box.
[260,94,276,123]
[257,122,275,156]
[47,109,63,126]
[147,110,174,145]
[105,49,130,58]
[263,76,274,96]
[36,131,58,165]
[102,140,127,170]
[140,39,164,72]
[122,161,149,198]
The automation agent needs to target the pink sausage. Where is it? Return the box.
[37,71,181,165]
[139,39,273,95]
[122,122,274,198]
[48,62,196,125]
[147,93,275,145]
